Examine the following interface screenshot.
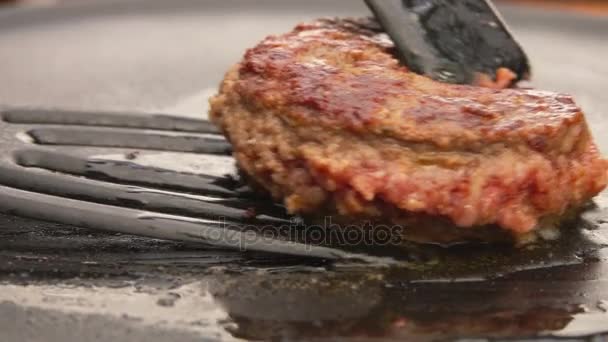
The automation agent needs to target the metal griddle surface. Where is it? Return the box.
[0,1,608,341]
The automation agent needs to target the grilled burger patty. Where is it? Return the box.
[210,18,608,242]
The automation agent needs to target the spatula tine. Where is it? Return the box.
[2,108,220,133]
[27,127,231,155]
[0,184,361,260]
[0,160,290,225]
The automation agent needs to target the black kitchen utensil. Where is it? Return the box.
[0,108,390,261]
[364,0,531,84]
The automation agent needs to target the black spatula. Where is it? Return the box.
[364,0,531,84]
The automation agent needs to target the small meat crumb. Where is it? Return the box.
[474,67,518,89]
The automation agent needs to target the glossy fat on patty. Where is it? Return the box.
[210,18,608,240]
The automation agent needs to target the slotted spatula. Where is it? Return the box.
[0,108,386,261]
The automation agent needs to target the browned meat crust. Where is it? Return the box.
[210,18,608,241]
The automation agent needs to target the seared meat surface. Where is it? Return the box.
[210,18,608,242]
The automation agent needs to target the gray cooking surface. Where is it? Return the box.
[1,1,608,341]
